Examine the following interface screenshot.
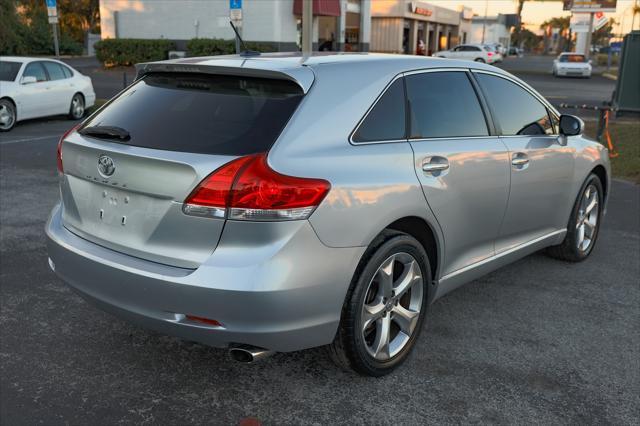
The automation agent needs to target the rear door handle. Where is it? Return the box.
[422,157,450,174]
[511,152,530,167]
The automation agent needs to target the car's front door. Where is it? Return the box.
[19,61,55,119]
[449,46,463,58]
[473,71,575,253]
[406,70,510,276]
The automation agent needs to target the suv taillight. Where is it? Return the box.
[183,153,331,221]
[57,125,79,173]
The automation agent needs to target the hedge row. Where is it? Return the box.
[94,38,277,67]
[595,53,619,67]
[94,39,175,67]
[186,38,276,56]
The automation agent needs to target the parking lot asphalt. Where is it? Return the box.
[1,68,638,425]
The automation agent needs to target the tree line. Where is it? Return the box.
[0,0,99,55]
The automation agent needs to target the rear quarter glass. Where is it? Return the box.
[80,73,304,155]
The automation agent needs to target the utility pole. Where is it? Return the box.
[481,0,488,43]
[584,12,594,57]
[302,0,313,54]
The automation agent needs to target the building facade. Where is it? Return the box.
[469,14,511,48]
[370,0,468,55]
[99,0,371,52]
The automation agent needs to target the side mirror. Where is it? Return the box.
[559,114,584,136]
[20,76,37,85]
[588,59,593,65]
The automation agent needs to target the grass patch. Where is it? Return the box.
[86,98,108,115]
[584,120,640,184]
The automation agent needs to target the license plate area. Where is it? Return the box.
[96,188,136,227]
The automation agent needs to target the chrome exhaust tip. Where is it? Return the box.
[229,345,275,363]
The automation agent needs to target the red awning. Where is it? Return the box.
[293,0,341,17]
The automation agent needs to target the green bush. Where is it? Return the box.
[94,39,175,67]
[595,53,618,67]
[187,38,276,56]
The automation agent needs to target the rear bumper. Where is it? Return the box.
[85,91,96,108]
[46,203,365,352]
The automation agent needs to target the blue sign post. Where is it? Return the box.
[45,0,60,58]
[230,0,242,19]
[230,0,243,53]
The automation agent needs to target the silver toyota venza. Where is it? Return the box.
[46,53,610,376]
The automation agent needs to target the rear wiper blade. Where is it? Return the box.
[79,125,130,141]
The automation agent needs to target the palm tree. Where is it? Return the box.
[540,16,571,51]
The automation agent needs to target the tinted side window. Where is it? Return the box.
[476,74,553,136]
[23,62,47,82]
[406,71,488,139]
[43,62,66,80]
[352,78,406,142]
[0,61,22,81]
[61,65,73,78]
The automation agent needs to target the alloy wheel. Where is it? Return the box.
[361,252,423,361]
[576,184,599,252]
[71,95,85,119]
[0,102,15,130]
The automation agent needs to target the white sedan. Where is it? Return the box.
[552,53,592,78]
[432,44,499,64]
[0,57,96,131]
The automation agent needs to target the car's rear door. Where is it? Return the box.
[461,46,476,60]
[59,72,305,268]
[473,71,575,253]
[407,69,510,276]
[41,61,74,114]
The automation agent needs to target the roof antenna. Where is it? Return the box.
[230,21,260,57]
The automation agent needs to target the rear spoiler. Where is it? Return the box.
[135,60,315,93]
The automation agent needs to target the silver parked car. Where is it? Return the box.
[46,53,610,376]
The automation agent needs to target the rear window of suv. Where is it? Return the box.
[81,73,304,155]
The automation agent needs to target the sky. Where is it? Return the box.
[428,0,639,35]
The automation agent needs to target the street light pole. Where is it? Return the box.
[302,0,313,54]
[52,23,60,58]
[481,0,488,44]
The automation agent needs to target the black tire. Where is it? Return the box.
[547,173,604,262]
[68,93,85,120]
[474,58,485,63]
[0,98,17,132]
[328,230,431,376]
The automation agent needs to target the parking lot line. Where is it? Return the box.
[0,135,58,145]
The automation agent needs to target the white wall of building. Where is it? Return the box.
[469,20,510,46]
[99,0,298,43]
